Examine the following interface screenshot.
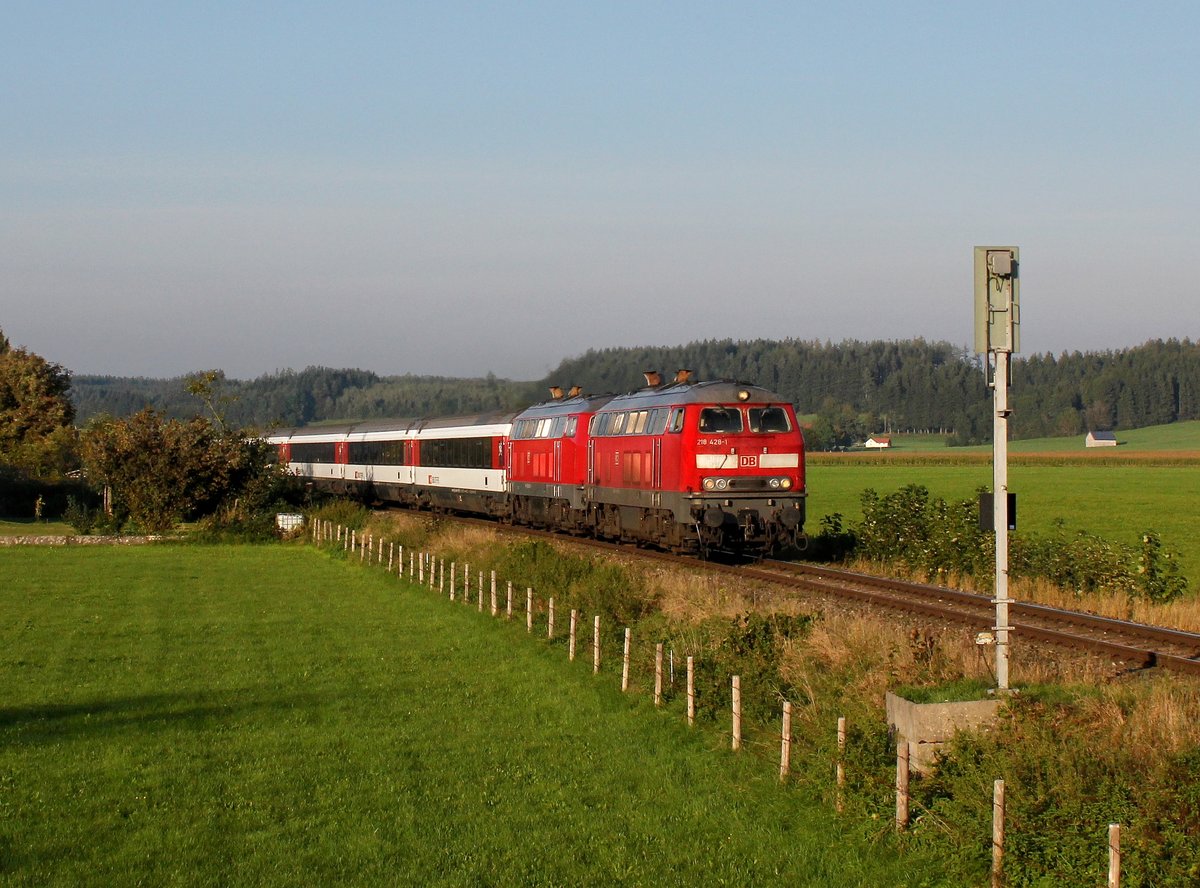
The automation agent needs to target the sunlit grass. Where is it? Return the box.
[0,544,950,887]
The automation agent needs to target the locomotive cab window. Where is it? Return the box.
[698,407,743,433]
[749,407,792,433]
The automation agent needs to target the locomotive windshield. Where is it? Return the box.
[749,406,792,433]
[698,407,743,433]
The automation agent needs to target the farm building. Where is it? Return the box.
[1085,430,1118,447]
[864,435,892,450]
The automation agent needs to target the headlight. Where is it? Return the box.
[715,478,729,490]
[768,478,780,489]
[780,478,793,489]
[703,478,716,491]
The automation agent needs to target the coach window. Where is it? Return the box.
[699,407,743,433]
[749,406,792,433]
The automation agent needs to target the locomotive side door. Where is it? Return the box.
[553,439,562,483]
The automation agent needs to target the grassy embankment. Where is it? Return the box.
[0,544,949,887]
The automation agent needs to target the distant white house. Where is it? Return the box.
[864,435,893,450]
[1085,430,1118,448]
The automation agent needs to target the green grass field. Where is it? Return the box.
[881,420,1200,453]
[0,544,949,886]
[805,462,1200,584]
[0,518,74,536]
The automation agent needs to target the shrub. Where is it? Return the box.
[841,484,1188,604]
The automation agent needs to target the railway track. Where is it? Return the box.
[749,560,1200,676]
[468,517,1200,677]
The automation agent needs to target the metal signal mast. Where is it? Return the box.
[974,246,1020,692]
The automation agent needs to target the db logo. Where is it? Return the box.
[739,455,758,468]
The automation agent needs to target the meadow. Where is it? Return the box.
[0,544,950,887]
[806,453,1200,592]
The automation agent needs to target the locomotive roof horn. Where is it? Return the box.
[674,369,693,384]
[643,370,662,387]
[548,385,564,400]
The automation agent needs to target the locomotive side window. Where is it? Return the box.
[748,407,792,433]
[565,416,578,437]
[610,412,627,435]
[647,408,668,435]
[698,407,743,433]
[289,442,337,463]
[629,411,648,434]
[668,408,685,433]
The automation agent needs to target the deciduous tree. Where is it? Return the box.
[0,328,77,477]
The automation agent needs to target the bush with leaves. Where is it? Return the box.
[847,484,1187,603]
[80,409,288,533]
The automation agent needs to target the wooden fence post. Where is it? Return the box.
[780,701,792,782]
[450,562,456,601]
[409,550,414,577]
[526,588,533,632]
[992,779,1005,888]
[593,615,601,674]
[1108,823,1121,888]
[569,610,577,661]
[490,572,498,616]
[547,597,555,638]
[731,675,742,751]
[463,563,470,601]
[439,559,445,594]
[896,740,910,831]
[360,537,366,562]
[621,628,631,691]
[506,581,513,620]
[388,542,394,572]
[351,530,356,553]
[686,656,695,727]
[418,553,424,584]
[654,643,663,706]
[836,716,846,813]
[478,575,483,611]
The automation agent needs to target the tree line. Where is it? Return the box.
[67,337,1200,449]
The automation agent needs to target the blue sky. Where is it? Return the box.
[3,2,1197,380]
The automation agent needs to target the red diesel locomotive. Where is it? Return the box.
[268,370,806,555]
